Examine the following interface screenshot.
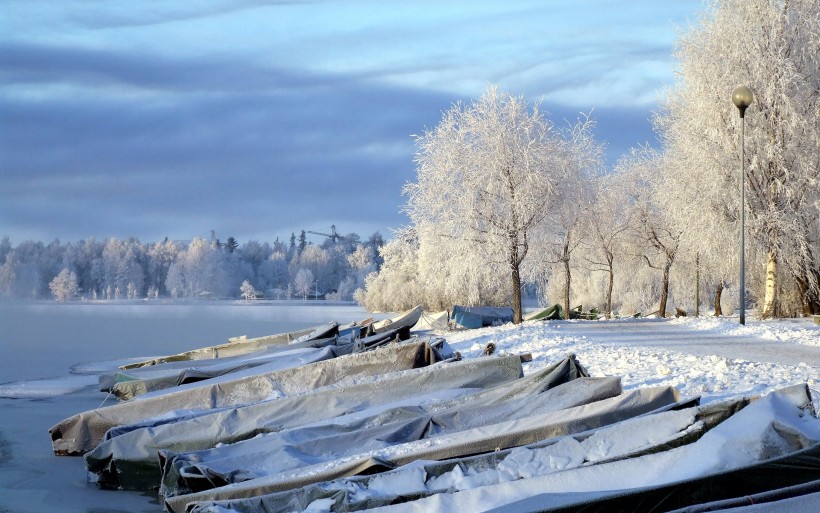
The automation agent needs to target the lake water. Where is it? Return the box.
[0,301,379,513]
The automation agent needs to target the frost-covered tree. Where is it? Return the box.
[326,276,356,301]
[165,262,184,298]
[294,245,332,294]
[258,251,289,293]
[346,244,377,294]
[62,238,104,298]
[356,228,423,312]
[239,280,258,300]
[293,268,314,300]
[102,238,145,298]
[581,173,634,318]
[238,240,272,288]
[620,146,682,318]
[405,86,599,323]
[530,115,604,319]
[147,238,179,297]
[49,268,79,302]
[658,0,820,316]
[173,238,214,296]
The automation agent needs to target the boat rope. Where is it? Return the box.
[98,389,114,408]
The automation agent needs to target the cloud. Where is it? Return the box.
[0,40,452,242]
[0,1,703,243]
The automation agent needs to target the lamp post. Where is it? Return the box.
[731,86,753,325]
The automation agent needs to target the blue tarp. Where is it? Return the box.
[451,305,514,328]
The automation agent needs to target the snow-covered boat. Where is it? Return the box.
[119,322,340,369]
[161,381,680,511]
[451,305,514,329]
[178,385,820,513]
[105,334,349,400]
[368,305,423,334]
[50,337,442,456]
[413,310,451,332]
[84,353,533,490]
[524,304,564,321]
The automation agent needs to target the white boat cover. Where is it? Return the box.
[50,339,444,455]
[85,353,536,490]
[163,384,680,512]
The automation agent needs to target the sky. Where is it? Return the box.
[0,0,704,246]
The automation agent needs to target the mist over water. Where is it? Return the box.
[0,301,372,383]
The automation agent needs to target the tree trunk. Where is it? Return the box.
[563,258,571,320]
[511,262,523,324]
[795,272,820,316]
[605,264,614,319]
[761,250,778,319]
[714,281,724,316]
[509,235,523,324]
[659,264,670,318]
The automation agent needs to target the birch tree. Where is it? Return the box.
[404,86,600,323]
[658,0,820,316]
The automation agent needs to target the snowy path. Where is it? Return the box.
[551,317,820,366]
[444,316,820,404]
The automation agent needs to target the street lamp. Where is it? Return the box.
[731,86,753,325]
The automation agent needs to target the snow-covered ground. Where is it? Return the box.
[445,316,820,404]
[0,303,818,513]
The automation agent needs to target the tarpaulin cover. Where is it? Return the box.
[85,353,530,490]
[487,444,820,513]
[367,306,423,335]
[163,384,680,512]
[100,331,351,394]
[108,345,339,400]
[524,304,565,321]
[119,322,340,369]
[665,479,820,512]
[50,338,440,455]
[453,385,820,513]
[184,397,758,513]
[161,366,607,496]
[219,386,813,513]
[106,324,409,400]
[451,306,514,328]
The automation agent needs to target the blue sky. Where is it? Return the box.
[0,0,703,245]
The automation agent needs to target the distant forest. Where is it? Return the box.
[0,231,385,302]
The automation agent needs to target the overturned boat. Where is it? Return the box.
[366,305,423,335]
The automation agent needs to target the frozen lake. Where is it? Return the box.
[0,301,378,513]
